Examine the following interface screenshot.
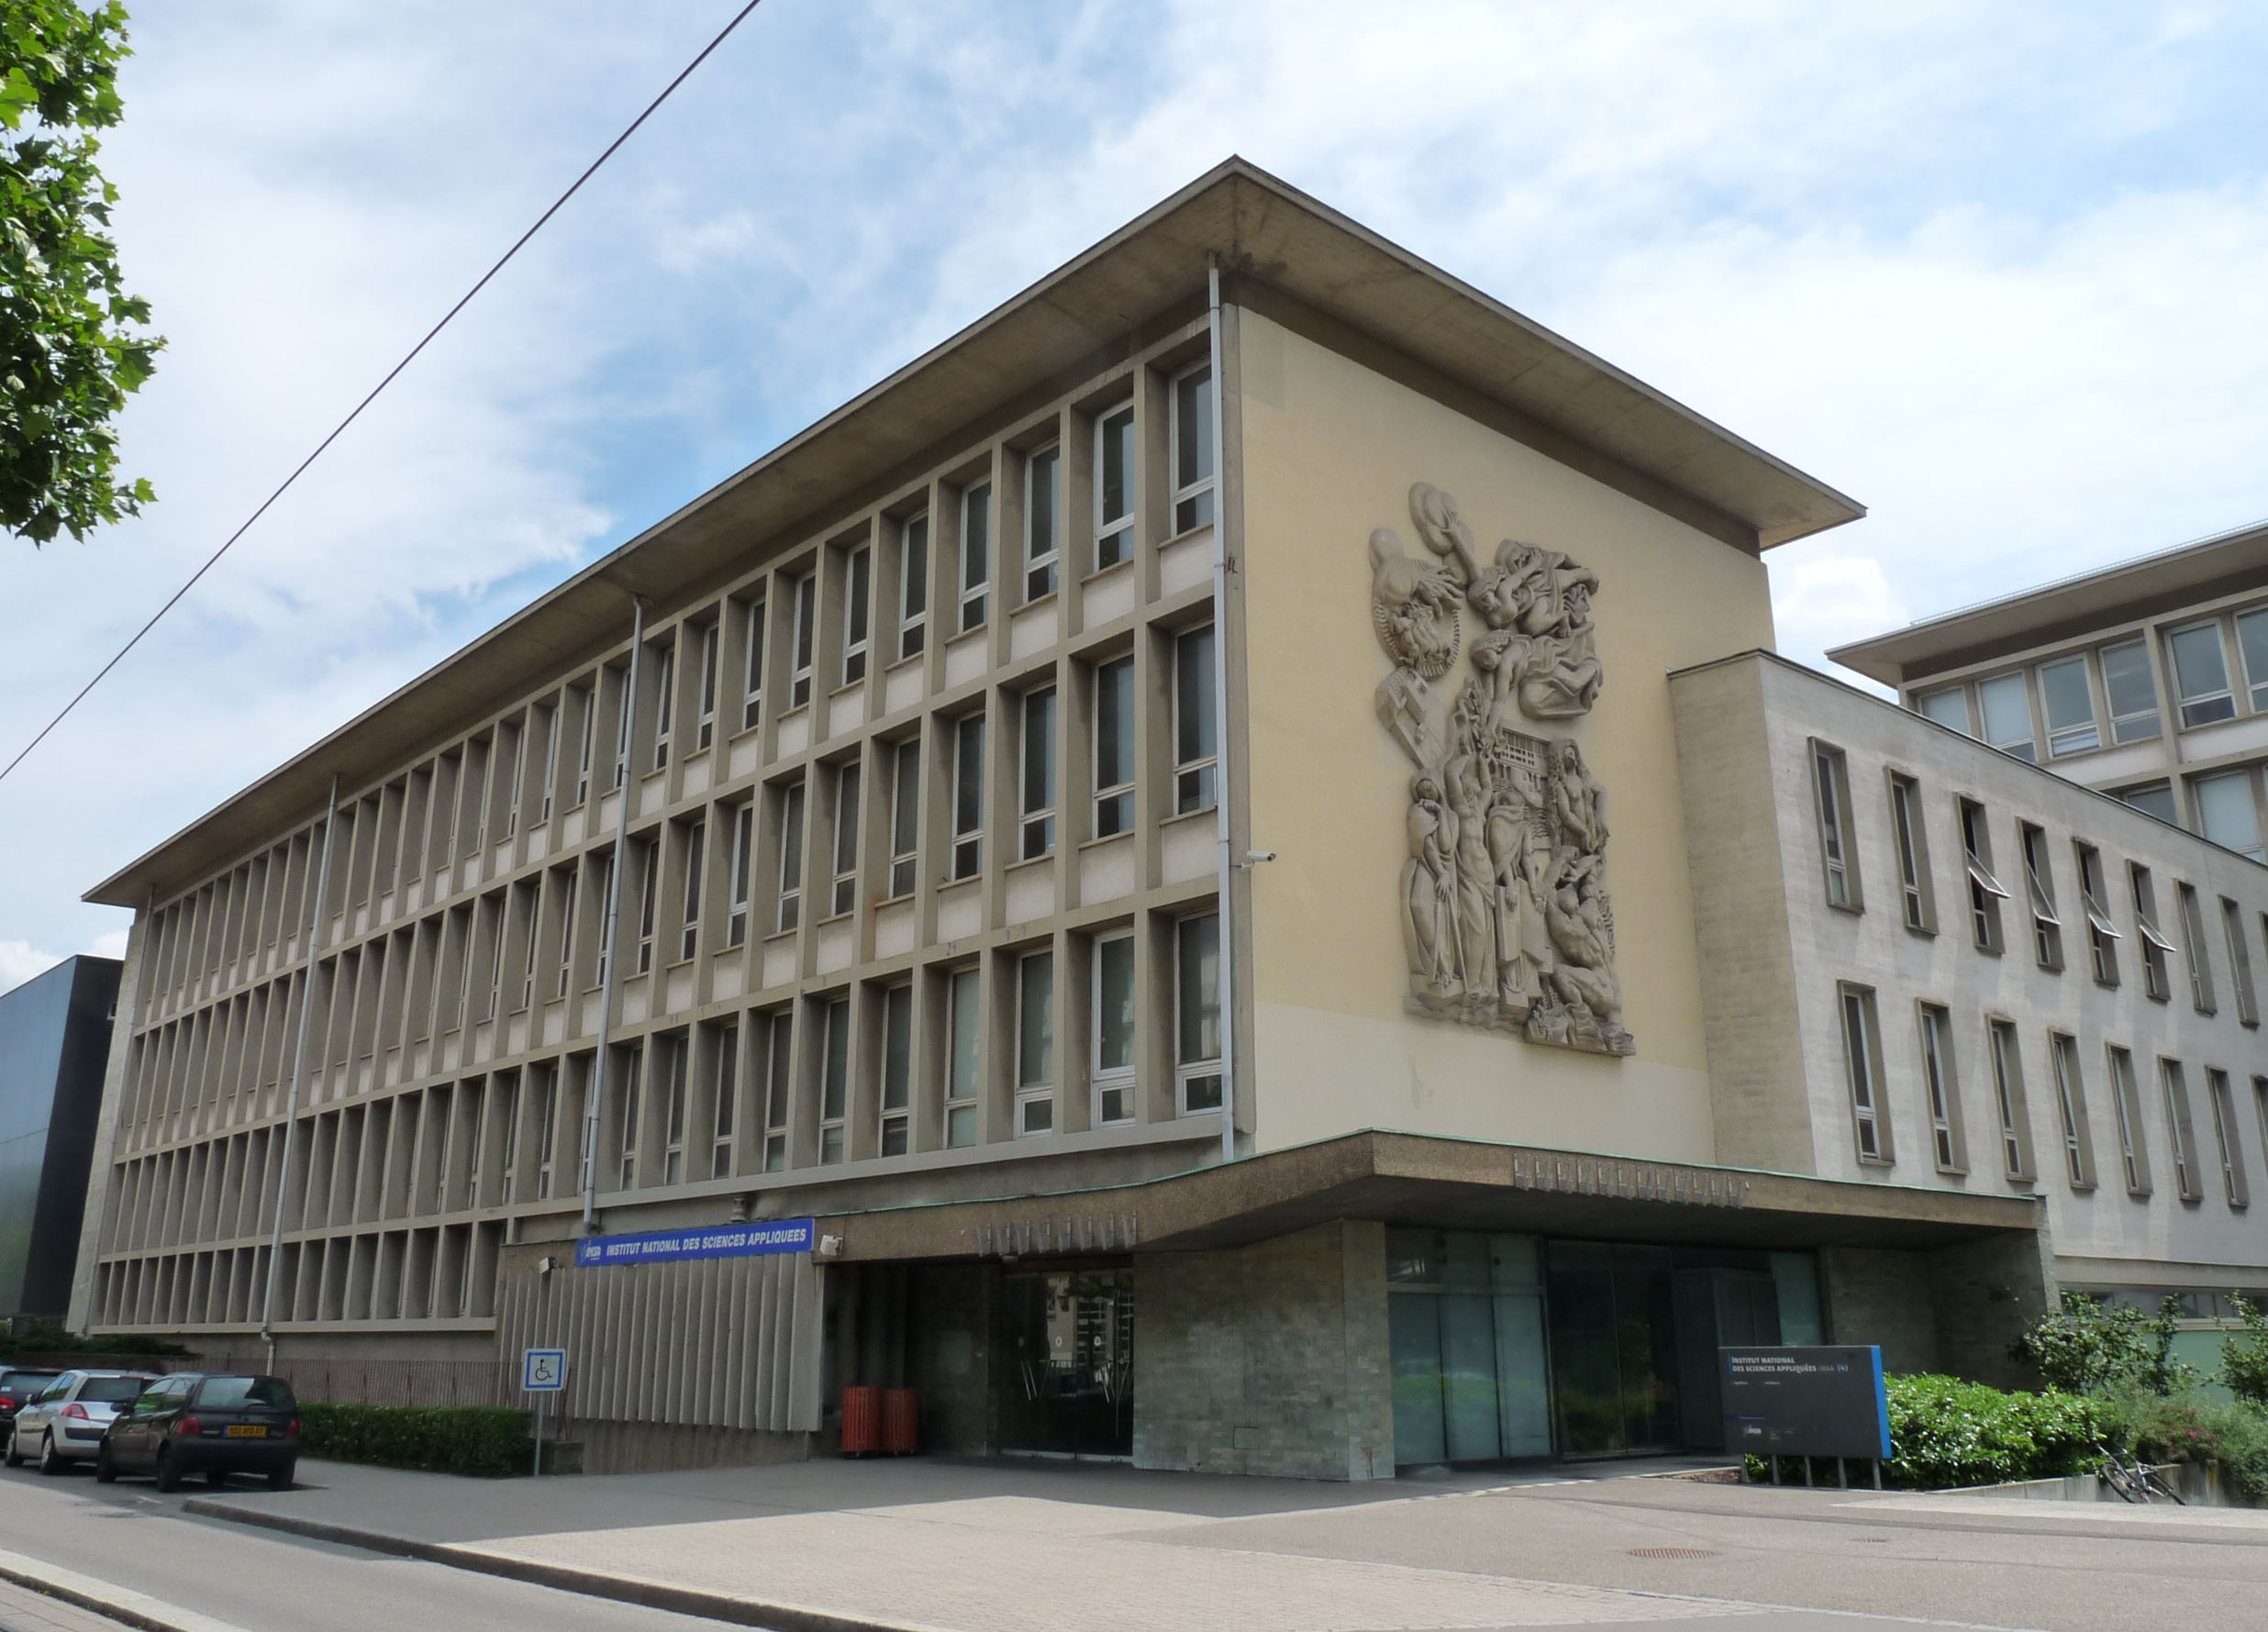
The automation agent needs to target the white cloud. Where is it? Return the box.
[0,942,61,997]
[4,0,2268,967]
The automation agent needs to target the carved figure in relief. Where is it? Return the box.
[1403,773,1460,997]
[1445,754,1497,1003]
[1372,482,1632,1058]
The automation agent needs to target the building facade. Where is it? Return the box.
[1830,519,2268,861]
[66,163,2264,1477]
[0,955,121,1321]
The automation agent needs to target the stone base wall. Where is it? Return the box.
[1133,1219,1394,1481]
[1820,1232,2054,1388]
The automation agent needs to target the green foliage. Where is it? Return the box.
[2104,1387,2268,1504]
[0,1322,187,1359]
[1,0,161,544]
[298,1402,534,1479]
[2218,1295,2268,1409]
[2012,1291,2197,1396]
[1874,1373,2112,1490]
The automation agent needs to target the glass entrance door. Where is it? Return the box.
[1387,1230,1552,1467]
[1544,1241,1679,1456]
[1000,1269,1133,1457]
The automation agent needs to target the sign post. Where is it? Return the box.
[1720,1345,1891,1488]
[522,1347,567,1476]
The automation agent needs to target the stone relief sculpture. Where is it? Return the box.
[1370,483,1632,1057]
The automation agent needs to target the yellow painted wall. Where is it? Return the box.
[1236,307,1776,1162]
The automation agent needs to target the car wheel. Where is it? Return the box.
[38,1434,64,1476]
[4,1429,22,1469]
[152,1446,182,1493]
[94,1444,117,1484]
[266,1461,295,1492]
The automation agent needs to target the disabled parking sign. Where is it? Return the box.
[522,1348,567,1393]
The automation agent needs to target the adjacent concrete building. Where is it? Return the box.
[0,955,121,1322]
[67,161,2268,1477]
[1831,518,2268,860]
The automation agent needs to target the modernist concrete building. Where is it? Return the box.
[1832,518,2268,860]
[0,955,120,1321]
[68,162,2268,1477]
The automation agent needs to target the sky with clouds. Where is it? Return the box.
[4,0,2268,994]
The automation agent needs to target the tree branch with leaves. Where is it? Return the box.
[1,0,160,545]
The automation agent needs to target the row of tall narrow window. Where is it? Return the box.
[1813,742,2263,1020]
[1838,983,2262,1208]
[600,911,1223,1182]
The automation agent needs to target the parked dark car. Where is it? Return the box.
[0,1370,61,1438]
[96,1373,299,1491]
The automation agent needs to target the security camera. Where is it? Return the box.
[1240,849,1276,868]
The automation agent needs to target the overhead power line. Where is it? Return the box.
[0,0,768,791]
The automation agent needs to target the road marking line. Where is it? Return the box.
[0,1546,254,1632]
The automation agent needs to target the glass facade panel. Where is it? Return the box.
[2101,639,2162,742]
[1917,687,1970,733]
[2038,656,2098,755]
[1977,672,2034,760]
[2239,607,2268,711]
[2169,623,2235,727]
[2196,772,2264,860]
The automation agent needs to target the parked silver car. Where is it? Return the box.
[6,1371,156,1474]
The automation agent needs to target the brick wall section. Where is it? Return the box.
[1818,1247,1940,1374]
[1133,1219,1394,1480]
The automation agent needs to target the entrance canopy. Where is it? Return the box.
[825,1130,2041,1264]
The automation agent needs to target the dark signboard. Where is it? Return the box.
[1720,1345,1890,1460]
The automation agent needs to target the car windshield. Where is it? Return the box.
[191,1376,295,1410]
[79,1377,149,1404]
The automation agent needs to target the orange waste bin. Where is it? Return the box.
[839,1385,882,1455]
[882,1388,919,1455]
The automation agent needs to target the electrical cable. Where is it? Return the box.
[0,0,767,789]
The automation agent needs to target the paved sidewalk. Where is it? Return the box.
[183,1457,1776,1632]
[177,1455,2268,1632]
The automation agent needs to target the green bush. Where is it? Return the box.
[0,1324,188,1360]
[2012,1291,2196,1395]
[2218,1296,2268,1410]
[1878,1373,2112,1490]
[298,1403,533,1478]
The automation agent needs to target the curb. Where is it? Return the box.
[179,1500,933,1632]
[0,1544,250,1632]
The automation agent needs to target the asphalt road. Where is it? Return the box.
[0,1458,744,1632]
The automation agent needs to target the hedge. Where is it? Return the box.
[1746,1374,2113,1490]
[298,1403,534,1478]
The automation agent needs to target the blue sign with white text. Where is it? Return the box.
[573,1218,816,1269]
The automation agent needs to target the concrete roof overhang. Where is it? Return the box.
[826,1130,2040,1264]
[89,157,1862,909]
[1829,516,2268,687]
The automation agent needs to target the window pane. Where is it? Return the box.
[1097,937,1134,1071]
[1100,407,1132,527]
[2239,607,2268,705]
[892,739,920,855]
[949,969,980,1100]
[1177,627,1217,764]
[1175,366,1213,488]
[962,485,990,590]
[955,716,984,835]
[2121,783,2179,827]
[883,984,912,1111]
[833,765,861,878]
[1028,450,1057,563]
[1177,913,1220,1064]
[793,574,816,672]
[1023,689,1055,816]
[1977,672,2033,757]
[1096,658,1134,794]
[2170,624,2230,702]
[845,549,870,647]
[2101,639,2157,726]
[902,517,928,620]
[2038,656,2096,746]
[1918,688,1970,733]
[1018,952,1053,1087]
[823,999,849,1119]
[2196,772,2264,858]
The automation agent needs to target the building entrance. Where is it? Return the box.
[1385,1230,1552,1465]
[1543,1241,1680,1456]
[999,1268,1133,1458]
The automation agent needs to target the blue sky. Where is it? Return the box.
[6,0,2268,988]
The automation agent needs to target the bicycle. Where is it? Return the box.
[2095,1441,2185,1504]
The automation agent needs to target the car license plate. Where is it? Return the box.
[224,1425,268,1438]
